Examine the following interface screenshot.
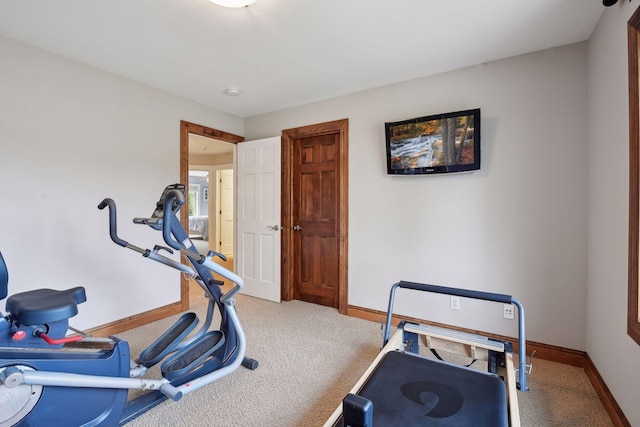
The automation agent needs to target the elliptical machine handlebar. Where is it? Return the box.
[98,186,243,299]
[98,198,133,249]
[161,190,185,251]
[98,195,191,272]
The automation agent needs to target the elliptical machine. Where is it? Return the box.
[0,183,257,426]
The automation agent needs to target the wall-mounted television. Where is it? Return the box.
[385,108,480,175]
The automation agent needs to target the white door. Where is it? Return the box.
[236,136,281,303]
[217,168,234,257]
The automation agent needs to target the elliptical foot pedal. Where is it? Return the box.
[161,330,225,380]
[139,312,199,368]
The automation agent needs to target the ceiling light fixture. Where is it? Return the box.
[208,0,257,8]
[225,88,241,96]
[603,0,630,6]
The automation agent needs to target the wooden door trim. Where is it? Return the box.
[281,119,349,314]
[179,120,244,311]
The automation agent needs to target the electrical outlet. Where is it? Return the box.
[503,303,514,320]
[450,296,460,310]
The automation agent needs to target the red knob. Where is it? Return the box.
[12,330,26,340]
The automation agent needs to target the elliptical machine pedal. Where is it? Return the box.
[138,312,199,368]
[161,330,225,380]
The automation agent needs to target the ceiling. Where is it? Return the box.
[0,1,605,118]
[189,133,234,155]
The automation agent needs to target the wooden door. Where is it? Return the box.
[282,119,348,312]
[293,134,340,307]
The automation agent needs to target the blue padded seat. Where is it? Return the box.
[0,251,86,325]
[341,350,508,426]
[6,287,87,326]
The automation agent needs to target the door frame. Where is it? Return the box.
[180,120,244,310]
[281,119,349,314]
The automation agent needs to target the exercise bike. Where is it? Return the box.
[0,183,257,426]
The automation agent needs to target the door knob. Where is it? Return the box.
[293,225,302,231]
[267,225,280,231]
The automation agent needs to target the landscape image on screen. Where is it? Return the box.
[388,113,476,171]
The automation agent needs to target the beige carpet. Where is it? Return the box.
[117,294,613,426]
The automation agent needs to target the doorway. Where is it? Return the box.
[179,121,243,310]
[281,119,349,313]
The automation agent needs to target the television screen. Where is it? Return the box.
[385,108,480,175]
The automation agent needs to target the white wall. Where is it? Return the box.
[587,3,640,426]
[0,36,243,330]
[246,43,589,350]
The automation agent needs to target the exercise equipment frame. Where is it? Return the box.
[0,184,257,426]
[325,280,531,427]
